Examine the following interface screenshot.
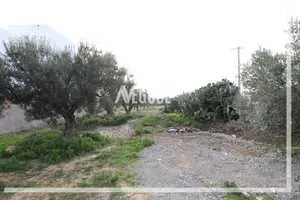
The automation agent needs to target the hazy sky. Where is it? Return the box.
[1,0,300,97]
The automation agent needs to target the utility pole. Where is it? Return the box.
[231,46,243,91]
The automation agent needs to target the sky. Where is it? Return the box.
[1,0,300,97]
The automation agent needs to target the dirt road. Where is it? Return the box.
[132,131,299,200]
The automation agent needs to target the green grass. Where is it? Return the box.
[223,181,274,200]
[13,130,110,164]
[139,116,161,126]
[162,113,194,127]
[0,128,51,158]
[0,129,111,172]
[80,170,135,187]
[95,138,154,167]
[133,113,195,135]
[0,155,28,172]
[223,181,249,200]
[133,116,161,135]
[134,123,154,135]
[78,114,136,130]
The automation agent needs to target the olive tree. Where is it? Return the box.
[3,37,103,134]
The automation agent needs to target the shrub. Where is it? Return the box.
[0,128,42,158]
[0,156,28,172]
[13,130,110,164]
[163,79,239,123]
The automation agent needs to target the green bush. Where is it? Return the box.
[163,79,239,123]
[0,156,28,172]
[0,128,46,158]
[13,130,110,164]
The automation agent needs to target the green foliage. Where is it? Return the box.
[222,181,273,200]
[0,58,8,115]
[96,138,154,167]
[2,37,132,134]
[239,19,300,135]
[133,116,160,135]
[241,48,287,132]
[223,181,238,188]
[79,114,134,129]
[163,113,194,127]
[80,171,119,187]
[0,131,29,158]
[223,181,247,200]
[80,170,135,187]
[0,156,28,172]
[164,79,239,123]
[133,113,195,135]
[226,193,248,200]
[12,130,110,164]
[140,116,161,126]
[134,123,154,135]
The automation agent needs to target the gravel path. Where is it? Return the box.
[133,131,299,200]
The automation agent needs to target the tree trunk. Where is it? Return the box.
[105,103,114,116]
[122,101,130,114]
[64,113,76,135]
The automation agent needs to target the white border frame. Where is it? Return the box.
[4,55,292,194]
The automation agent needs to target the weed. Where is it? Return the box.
[96,138,154,167]
[18,131,109,163]
[0,156,28,172]
[134,123,154,135]
[163,113,194,127]
[78,114,134,130]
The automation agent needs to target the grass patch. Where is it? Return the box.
[0,156,28,172]
[133,113,195,135]
[162,113,194,127]
[223,181,248,200]
[133,116,161,135]
[96,138,154,167]
[78,114,135,130]
[134,123,154,135]
[13,130,110,164]
[223,181,274,200]
[80,170,135,187]
[0,128,51,158]
[0,129,111,172]
[139,116,161,126]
